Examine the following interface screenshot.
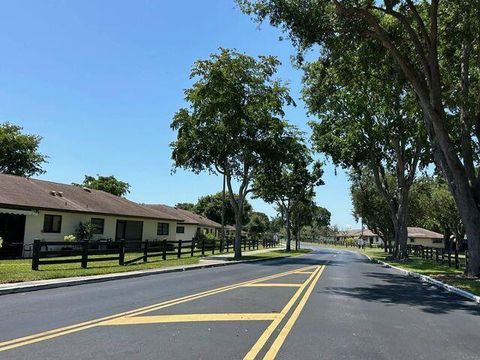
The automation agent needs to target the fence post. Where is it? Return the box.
[226,239,230,253]
[448,248,451,267]
[177,240,182,259]
[118,240,125,266]
[191,238,195,257]
[212,240,215,255]
[143,240,149,263]
[220,237,224,253]
[81,241,89,269]
[162,239,167,260]
[32,239,41,270]
[441,249,444,265]
[201,239,205,256]
[435,248,439,262]
[454,249,459,269]
[466,250,469,270]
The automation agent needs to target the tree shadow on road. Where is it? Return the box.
[324,271,480,316]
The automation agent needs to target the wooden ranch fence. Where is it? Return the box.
[31,237,279,270]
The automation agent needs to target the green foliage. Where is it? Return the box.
[74,175,131,197]
[175,203,195,212]
[170,48,295,255]
[350,171,394,244]
[171,48,294,179]
[194,192,252,225]
[0,122,47,177]
[74,222,96,241]
[247,212,270,237]
[410,176,463,241]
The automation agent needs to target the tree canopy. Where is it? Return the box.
[253,133,324,250]
[0,122,47,177]
[171,48,295,257]
[237,0,480,275]
[74,175,131,197]
[194,192,252,225]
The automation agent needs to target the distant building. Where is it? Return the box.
[332,227,444,248]
[144,204,222,240]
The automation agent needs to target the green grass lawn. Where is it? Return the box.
[0,253,201,284]
[0,244,285,284]
[315,244,480,296]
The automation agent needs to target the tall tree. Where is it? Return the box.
[410,176,464,250]
[350,171,395,253]
[246,212,270,239]
[171,48,294,258]
[0,122,47,177]
[253,136,323,251]
[310,205,331,242]
[304,39,426,259]
[238,0,480,275]
[194,192,252,225]
[74,175,130,197]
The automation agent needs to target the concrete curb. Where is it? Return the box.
[321,247,480,304]
[0,255,290,296]
[368,255,480,305]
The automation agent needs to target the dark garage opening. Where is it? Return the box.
[0,213,26,258]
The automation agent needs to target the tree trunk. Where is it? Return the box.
[234,211,242,258]
[285,210,291,252]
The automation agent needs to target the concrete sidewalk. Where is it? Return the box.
[200,245,285,262]
[0,246,286,296]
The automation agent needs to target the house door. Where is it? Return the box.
[0,214,26,258]
[115,220,143,241]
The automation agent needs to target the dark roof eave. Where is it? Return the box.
[0,203,182,222]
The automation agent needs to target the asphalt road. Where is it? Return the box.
[0,246,479,360]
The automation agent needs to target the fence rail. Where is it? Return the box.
[406,245,468,270]
[31,237,279,270]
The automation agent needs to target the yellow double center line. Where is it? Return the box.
[0,265,318,353]
[244,265,325,360]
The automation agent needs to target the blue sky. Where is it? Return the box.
[0,0,356,228]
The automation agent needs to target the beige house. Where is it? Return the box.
[144,204,222,241]
[0,174,181,258]
[407,227,444,248]
[333,227,444,248]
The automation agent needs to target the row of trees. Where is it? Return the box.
[170,49,328,257]
[238,0,480,276]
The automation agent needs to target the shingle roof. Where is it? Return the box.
[336,227,443,239]
[407,227,443,239]
[145,204,222,229]
[0,173,180,221]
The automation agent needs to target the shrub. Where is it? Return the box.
[75,222,96,241]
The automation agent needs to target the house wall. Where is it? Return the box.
[175,223,198,241]
[22,210,178,256]
[408,237,444,248]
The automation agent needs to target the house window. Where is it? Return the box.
[432,239,443,244]
[176,226,185,234]
[157,223,169,236]
[43,215,62,233]
[91,218,105,234]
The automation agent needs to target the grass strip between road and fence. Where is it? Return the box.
[0,246,308,284]
[313,243,480,297]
